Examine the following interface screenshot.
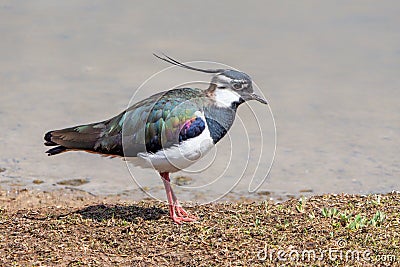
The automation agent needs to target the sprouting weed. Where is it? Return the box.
[321,207,339,218]
[371,195,382,206]
[348,214,368,230]
[296,197,306,213]
[321,207,386,230]
[369,211,386,227]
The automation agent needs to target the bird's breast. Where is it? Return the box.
[132,113,215,173]
[204,105,237,144]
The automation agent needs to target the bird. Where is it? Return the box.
[44,54,268,224]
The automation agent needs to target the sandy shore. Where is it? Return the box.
[0,188,398,266]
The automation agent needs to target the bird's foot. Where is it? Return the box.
[169,204,197,224]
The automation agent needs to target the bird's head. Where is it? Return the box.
[210,69,267,105]
[154,54,267,107]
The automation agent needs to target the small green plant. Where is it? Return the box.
[339,211,352,226]
[263,200,269,213]
[120,219,129,227]
[321,207,386,230]
[321,207,329,217]
[347,211,386,230]
[321,207,339,218]
[347,214,368,230]
[371,195,382,206]
[331,208,339,217]
[296,197,306,213]
[284,219,290,228]
[329,231,334,238]
[369,211,386,227]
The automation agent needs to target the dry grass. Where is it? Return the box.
[0,189,399,266]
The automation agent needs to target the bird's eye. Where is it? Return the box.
[232,83,243,90]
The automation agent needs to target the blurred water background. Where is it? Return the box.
[0,1,399,202]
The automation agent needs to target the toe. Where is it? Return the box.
[171,215,183,224]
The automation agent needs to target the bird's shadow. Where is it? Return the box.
[75,204,167,222]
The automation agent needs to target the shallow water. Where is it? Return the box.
[1,1,399,203]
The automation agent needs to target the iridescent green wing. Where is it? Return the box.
[101,88,207,156]
[143,89,206,153]
[46,88,208,156]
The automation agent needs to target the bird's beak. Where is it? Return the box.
[250,93,268,105]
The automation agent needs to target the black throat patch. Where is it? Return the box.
[204,105,238,144]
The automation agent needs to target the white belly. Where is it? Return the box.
[128,124,215,173]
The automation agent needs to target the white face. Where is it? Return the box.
[213,88,241,108]
[211,71,267,106]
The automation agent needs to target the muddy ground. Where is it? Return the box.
[0,189,399,266]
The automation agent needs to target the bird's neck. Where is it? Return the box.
[203,86,242,144]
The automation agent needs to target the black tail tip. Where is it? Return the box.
[44,131,53,142]
[46,146,67,156]
[44,131,58,146]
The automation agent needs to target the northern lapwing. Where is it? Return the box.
[44,54,268,224]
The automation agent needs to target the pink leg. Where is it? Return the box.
[160,172,197,224]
